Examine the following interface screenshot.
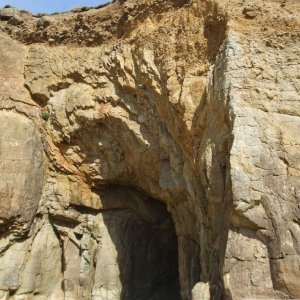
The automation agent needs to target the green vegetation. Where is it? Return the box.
[41,111,50,121]
[94,2,111,9]
[72,2,111,13]
[34,13,46,17]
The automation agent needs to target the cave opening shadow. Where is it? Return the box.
[99,186,181,300]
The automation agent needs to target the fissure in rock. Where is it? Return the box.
[97,187,181,300]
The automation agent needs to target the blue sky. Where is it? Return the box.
[0,0,110,14]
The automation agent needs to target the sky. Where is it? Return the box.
[0,0,110,14]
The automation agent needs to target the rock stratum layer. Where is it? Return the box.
[0,0,299,299]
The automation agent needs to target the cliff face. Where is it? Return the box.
[0,0,299,299]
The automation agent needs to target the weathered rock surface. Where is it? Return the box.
[0,0,299,299]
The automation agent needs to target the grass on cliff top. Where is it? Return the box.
[2,1,116,16]
[70,0,119,13]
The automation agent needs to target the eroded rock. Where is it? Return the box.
[0,0,299,299]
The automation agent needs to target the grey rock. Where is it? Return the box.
[37,15,54,28]
[7,15,24,25]
[0,7,19,20]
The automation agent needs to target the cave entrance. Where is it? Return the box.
[97,186,181,300]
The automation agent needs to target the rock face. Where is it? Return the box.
[0,0,299,299]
